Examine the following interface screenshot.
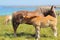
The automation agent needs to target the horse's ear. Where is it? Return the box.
[50,5,56,11]
[51,5,54,11]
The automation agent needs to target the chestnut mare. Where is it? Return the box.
[12,6,57,40]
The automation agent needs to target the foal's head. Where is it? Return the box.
[45,6,56,18]
[38,6,56,18]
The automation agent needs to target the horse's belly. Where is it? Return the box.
[41,23,49,28]
[40,21,50,28]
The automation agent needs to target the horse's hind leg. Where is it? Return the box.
[51,25,57,37]
[12,21,19,37]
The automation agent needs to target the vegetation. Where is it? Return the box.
[0,11,60,40]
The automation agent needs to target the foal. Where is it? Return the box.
[4,15,12,24]
[12,6,57,40]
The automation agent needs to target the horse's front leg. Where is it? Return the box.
[12,21,19,37]
[35,25,40,40]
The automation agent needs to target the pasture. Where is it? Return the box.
[0,12,60,40]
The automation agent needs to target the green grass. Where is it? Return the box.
[0,15,60,40]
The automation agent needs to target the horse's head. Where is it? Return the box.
[43,5,56,18]
[12,11,27,24]
[37,5,56,18]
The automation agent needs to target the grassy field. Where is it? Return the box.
[0,15,60,40]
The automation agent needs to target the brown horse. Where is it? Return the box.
[12,6,57,40]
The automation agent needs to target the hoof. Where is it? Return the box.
[14,33,17,37]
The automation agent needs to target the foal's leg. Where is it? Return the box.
[51,25,57,37]
[5,19,9,24]
[35,25,40,40]
[12,22,19,37]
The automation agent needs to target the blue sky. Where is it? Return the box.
[0,0,60,6]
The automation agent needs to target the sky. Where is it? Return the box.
[0,0,60,6]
